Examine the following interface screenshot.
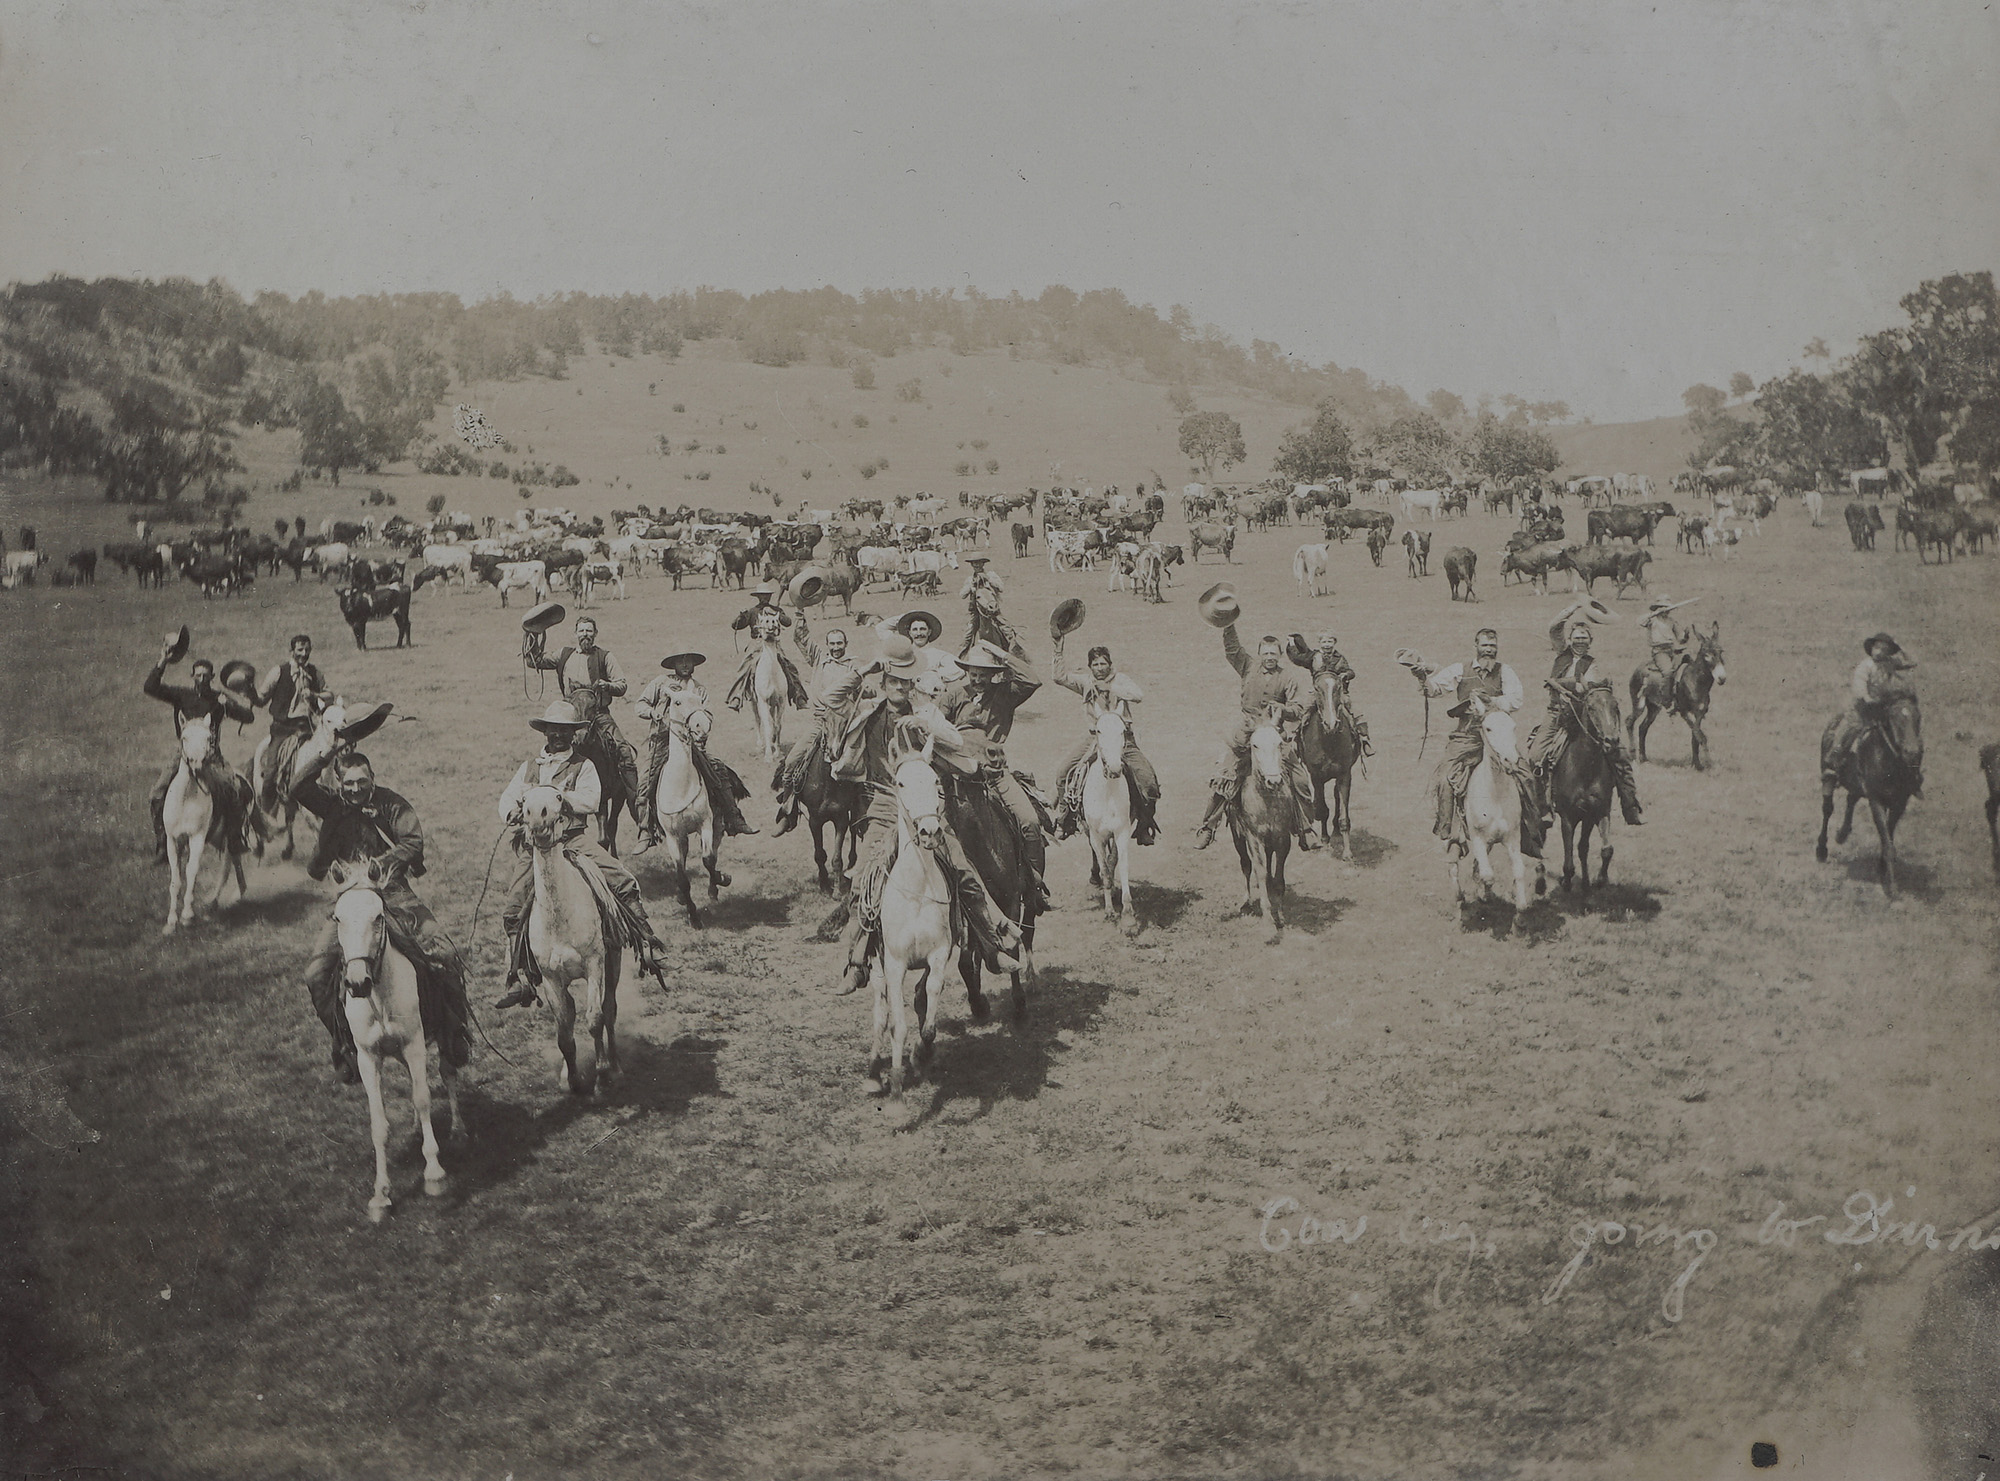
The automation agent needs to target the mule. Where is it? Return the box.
[1546,682,1622,892]
[1817,695,1924,899]
[1296,668,1360,861]
[1081,709,1139,933]
[1629,623,1726,770]
[1454,708,1544,913]
[520,785,620,1096]
[866,743,961,1116]
[1224,712,1297,942]
[651,703,727,926]
[328,862,460,1222]
[161,716,251,934]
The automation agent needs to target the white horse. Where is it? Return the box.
[865,740,960,1118]
[520,785,620,1097]
[747,639,789,762]
[1399,488,1444,522]
[1453,706,1545,913]
[252,696,342,862]
[651,701,726,926]
[1292,542,1331,597]
[1081,708,1138,933]
[161,716,250,934]
[328,861,460,1223]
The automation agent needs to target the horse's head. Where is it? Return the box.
[892,739,944,850]
[1093,707,1127,778]
[519,784,567,849]
[1316,669,1346,730]
[328,861,388,996]
[179,715,214,765]
[670,700,713,744]
[1248,710,1287,788]
[1479,707,1521,765]
[1884,694,1924,766]
[316,697,348,737]
[1579,680,1622,744]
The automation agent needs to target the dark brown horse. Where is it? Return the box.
[1545,681,1623,892]
[1628,622,1725,770]
[1224,712,1298,942]
[1818,695,1923,898]
[1295,669,1361,860]
[774,736,863,894]
[942,773,1040,1024]
[1982,742,2000,879]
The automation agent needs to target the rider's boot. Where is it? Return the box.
[151,798,168,863]
[1193,788,1226,849]
[493,930,541,1009]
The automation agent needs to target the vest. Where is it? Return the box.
[1549,650,1595,684]
[1454,663,1506,732]
[555,647,614,717]
[267,661,323,731]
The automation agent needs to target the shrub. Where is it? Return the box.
[801,469,812,479]
[875,457,888,471]
[551,465,579,487]
[695,469,710,481]
[684,440,702,453]
[673,402,686,413]
[426,494,447,516]
[955,461,972,477]
[714,445,727,455]
[851,361,876,390]
[489,461,509,478]
[970,439,987,451]
[895,378,923,403]
[657,435,672,455]
[859,464,877,479]
[853,414,869,428]
[367,488,388,506]
[985,459,1000,474]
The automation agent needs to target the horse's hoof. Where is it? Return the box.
[1264,928,1283,946]
[714,872,731,888]
[367,1199,390,1224]
[423,1173,447,1197]
[1560,875,1573,893]
[1121,915,1142,939]
[862,1076,884,1096]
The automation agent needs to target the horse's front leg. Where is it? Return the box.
[1870,797,1900,898]
[545,978,582,1095]
[180,832,207,926]
[1117,829,1137,935]
[1835,792,1860,845]
[401,1036,447,1196]
[354,1047,394,1222]
[920,939,955,1055]
[701,818,723,898]
[812,817,831,894]
[1262,845,1284,943]
[1687,713,1706,770]
[1816,782,1837,861]
[882,948,911,1109]
[671,839,700,926]
[1233,826,1259,917]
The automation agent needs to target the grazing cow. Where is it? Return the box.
[179,553,246,598]
[1499,541,1570,594]
[1188,522,1236,564]
[482,559,549,607]
[1910,508,1962,563]
[1676,513,1710,553]
[337,583,412,648]
[1399,489,1444,522]
[1566,543,1649,597]
[3,550,44,587]
[715,540,753,589]
[420,544,474,586]
[579,559,626,604]
[1402,528,1431,577]
[65,549,97,584]
[1960,507,1998,553]
[1292,543,1331,597]
[1045,529,1095,572]
[1587,507,1664,545]
[1365,526,1389,567]
[1443,547,1477,602]
[1011,521,1034,558]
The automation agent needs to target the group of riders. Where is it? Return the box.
[144,563,1919,1089]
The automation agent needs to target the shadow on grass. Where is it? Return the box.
[1457,887,1568,946]
[910,965,1115,1127]
[697,891,794,931]
[1273,888,1352,934]
[1338,826,1399,869]
[1544,877,1667,924]
[1838,851,1942,903]
[1126,880,1197,930]
[221,887,323,930]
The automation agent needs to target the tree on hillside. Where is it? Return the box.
[1682,384,1727,419]
[1426,389,1466,424]
[1467,413,1560,481]
[1271,400,1355,486]
[1366,411,1459,484]
[1753,368,1884,482]
[1167,383,1197,416]
[1178,410,1246,478]
[1845,271,2000,473]
[1729,372,1755,401]
[296,376,363,486]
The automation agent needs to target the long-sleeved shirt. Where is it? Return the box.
[258,659,327,727]
[1052,636,1144,722]
[291,750,427,883]
[145,662,254,736]
[1850,654,1917,705]
[527,644,628,717]
[498,748,602,822]
[1223,624,1311,718]
[942,669,1040,743]
[793,624,862,721]
[1424,660,1524,713]
[1639,613,1690,652]
[634,674,710,725]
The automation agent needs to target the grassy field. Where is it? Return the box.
[3,347,1997,1479]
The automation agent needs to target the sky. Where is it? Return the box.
[1,0,1994,423]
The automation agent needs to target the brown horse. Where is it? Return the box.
[1818,695,1923,898]
[1224,711,1298,942]
[1546,682,1623,892]
[1628,623,1725,770]
[775,734,863,895]
[944,770,1040,1024]
[1295,669,1361,860]
[1982,742,2000,879]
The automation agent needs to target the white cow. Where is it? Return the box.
[1292,543,1331,598]
[1047,529,1096,571]
[489,560,549,608]
[421,545,474,585]
[1399,489,1444,522]
[578,559,626,605]
[2,550,44,587]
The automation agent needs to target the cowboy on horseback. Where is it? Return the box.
[726,588,809,722]
[942,640,1053,910]
[1640,596,1695,687]
[1529,603,1643,826]
[253,633,329,815]
[958,556,1030,664]
[891,610,964,689]
[292,738,471,1087]
[1193,609,1322,852]
[494,702,670,1010]
[635,651,757,849]
[1049,609,1161,845]
[1822,633,1920,788]
[774,612,862,834]
[525,615,644,832]
[1285,630,1374,757]
[146,633,253,862]
[831,632,1026,997]
[1412,627,1542,857]
[731,581,793,632]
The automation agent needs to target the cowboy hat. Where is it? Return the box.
[163,625,191,664]
[1862,632,1901,655]
[789,569,826,607]
[966,554,991,566]
[748,582,780,602]
[336,701,394,745]
[1646,595,1674,612]
[521,601,567,634]
[528,699,587,732]
[889,609,941,639]
[659,651,707,670]
[1049,598,1087,641]
[958,641,1010,671]
[218,659,258,699]
[1577,598,1614,624]
[878,630,922,677]
[1198,583,1241,629]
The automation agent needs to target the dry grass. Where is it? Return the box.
[2,349,1997,1477]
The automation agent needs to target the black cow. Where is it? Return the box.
[1499,541,1570,594]
[715,539,753,589]
[1586,507,1664,545]
[1366,526,1389,566]
[1843,502,1884,552]
[1566,543,1650,596]
[1402,528,1431,577]
[1011,521,1033,558]
[338,583,412,649]
[65,549,97,584]
[1443,547,1477,602]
